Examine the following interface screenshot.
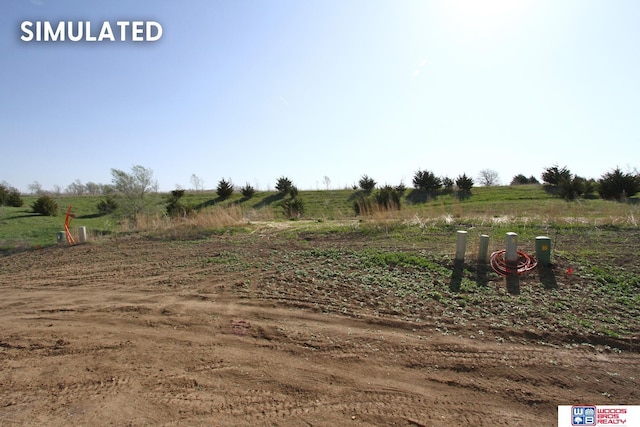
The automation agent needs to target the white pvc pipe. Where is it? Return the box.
[455,230,467,261]
[505,232,518,263]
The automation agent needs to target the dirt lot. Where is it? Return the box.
[0,229,638,426]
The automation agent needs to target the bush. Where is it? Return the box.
[216,179,234,200]
[282,197,304,219]
[353,185,404,215]
[441,177,454,193]
[2,186,24,207]
[511,174,540,185]
[0,184,8,206]
[31,195,58,216]
[375,185,402,210]
[358,175,376,192]
[413,170,441,192]
[165,190,192,217]
[240,183,255,199]
[598,168,640,200]
[275,176,293,194]
[97,196,118,215]
[542,165,572,186]
[456,173,474,192]
[558,176,587,200]
[289,185,299,198]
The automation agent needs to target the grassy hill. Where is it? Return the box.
[1,185,638,254]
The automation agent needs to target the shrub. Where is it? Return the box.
[375,185,402,210]
[542,165,571,186]
[0,184,24,207]
[442,177,454,193]
[216,179,234,200]
[412,170,441,192]
[456,173,474,192]
[275,176,293,194]
[165,189,193,217]
[97,196,118,215]
[240,183,255,199]
[282,196,304,219]
[358,175,376,192]
[598,167,640,200]
[31,195,58,216]
[511,174,529,185]
[0,184,8,206]
[511,174,540,185]
[558,176,587,200]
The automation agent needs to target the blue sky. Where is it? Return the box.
[1,0,639,192]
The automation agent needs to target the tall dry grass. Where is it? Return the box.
[118,204,276,238]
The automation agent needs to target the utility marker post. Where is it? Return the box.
[505,232,519,294]
[505,232,518,265]
[455,230,467,262]
[478,234,489,263]
[535,236,551,266]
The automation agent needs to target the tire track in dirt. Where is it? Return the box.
[1,235,639,426]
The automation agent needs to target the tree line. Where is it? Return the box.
[2,164,638,219]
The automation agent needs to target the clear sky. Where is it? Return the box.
[1,0,639,193]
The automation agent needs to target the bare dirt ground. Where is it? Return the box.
[0,231,638,426]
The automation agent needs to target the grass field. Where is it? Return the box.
[1,185,638,254]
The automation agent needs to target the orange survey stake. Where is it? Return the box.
[64,205,77,246]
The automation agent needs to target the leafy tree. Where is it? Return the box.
[275,176,293,194]
[358,175,376,192]
[240,183,255,199]
[542,164,572,186]
[412,170,441,192]
[323,176,331,190]
[66,179,86,195]
[85,182,102,195]
[110,165,159,221]
[190,174,204,192]
[288,185,299,198]
[31,195,58,216]
[216,178,234,200]
[528,175,540,184]
[28,181,44,195]
[456,173,474,192]
[477,169,500,186]
[598,167,640,200]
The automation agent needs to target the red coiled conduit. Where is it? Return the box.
[490,250,538,276]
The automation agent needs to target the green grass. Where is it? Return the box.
[1,186,638,254]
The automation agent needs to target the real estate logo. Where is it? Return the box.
[572,406,596,426]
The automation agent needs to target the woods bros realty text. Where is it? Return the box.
[20,21,162,42]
